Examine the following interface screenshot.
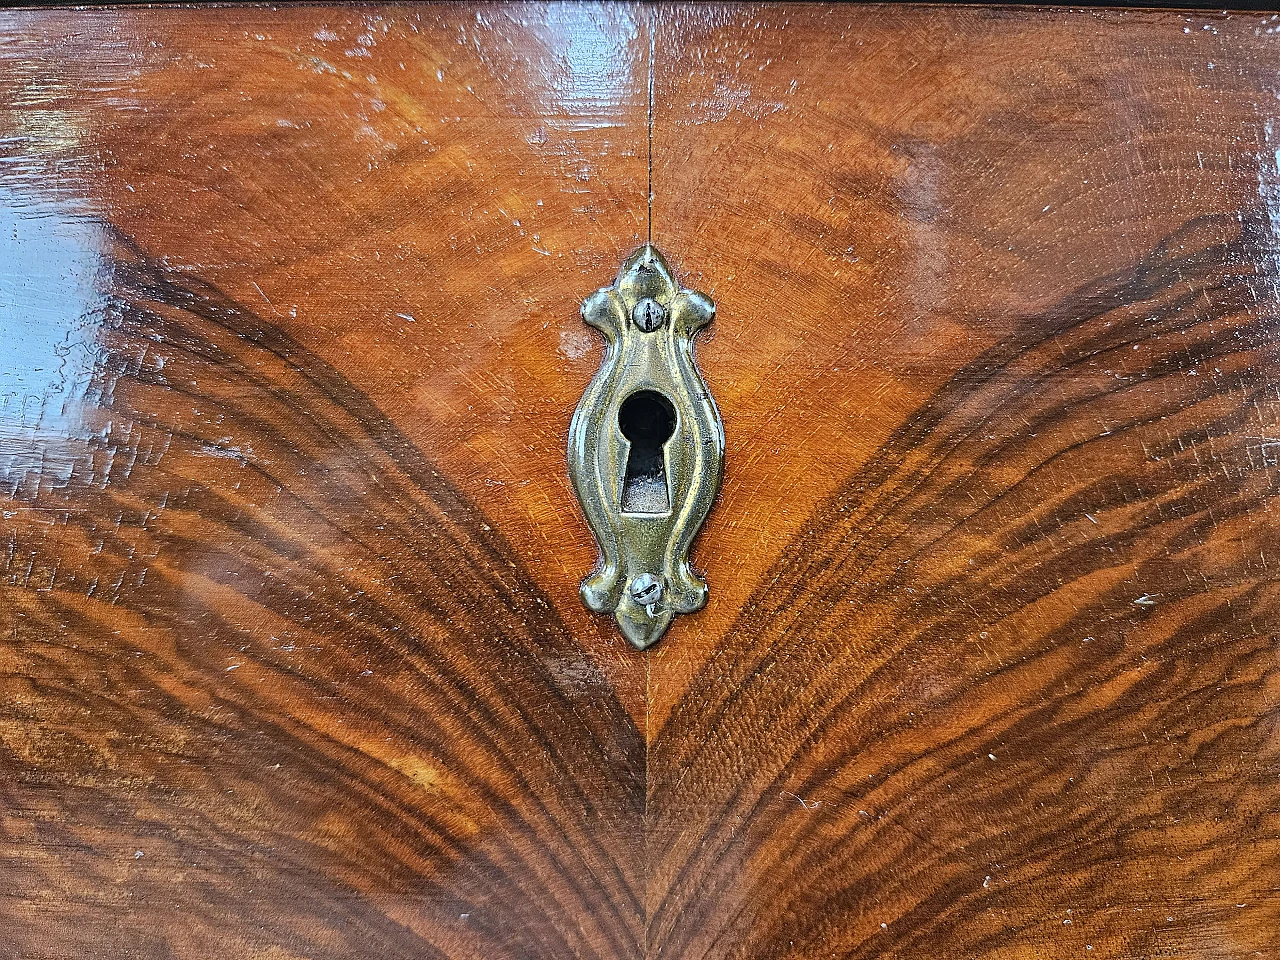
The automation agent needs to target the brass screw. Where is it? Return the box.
[632,298,666,333]
[630,573,664,606]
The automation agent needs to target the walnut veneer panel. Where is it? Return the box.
[649,6,1280,959]
[1,6,647,959]
[2,3,1279,959]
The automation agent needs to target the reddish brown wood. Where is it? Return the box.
[649,7,1280,958]
[1,4,1279,959]
[0,7,649,958]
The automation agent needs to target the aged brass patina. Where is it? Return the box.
[567,246,724,649]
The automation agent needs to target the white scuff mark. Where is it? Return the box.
[559,330,591,360]
[1246,436,1280,466]
[1258,121,1280,277]
[198,443,251,466]
[251,281,273,307]
[781,791,821,811]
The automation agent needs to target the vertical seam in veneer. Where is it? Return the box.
[644,6,655,955]
[647,2,655,246]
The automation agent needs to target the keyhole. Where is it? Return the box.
[619,390,676,514]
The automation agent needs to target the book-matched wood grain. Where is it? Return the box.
[2,4,1278,958]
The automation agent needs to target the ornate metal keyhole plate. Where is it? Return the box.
[567,246,724,649]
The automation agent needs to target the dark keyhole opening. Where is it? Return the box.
[619,389,676,514]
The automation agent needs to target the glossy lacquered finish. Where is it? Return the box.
[1,4,1278,959]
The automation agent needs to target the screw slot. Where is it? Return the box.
[630,574,664,606]
[632,298,667,333]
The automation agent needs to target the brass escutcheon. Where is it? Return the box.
[567,246,724,649]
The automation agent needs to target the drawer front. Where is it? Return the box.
[1,4,1277,958]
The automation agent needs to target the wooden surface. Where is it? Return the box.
[1,4,1278,958]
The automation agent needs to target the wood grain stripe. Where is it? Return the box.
[647,214,1280,959]
[1,232,644,960]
